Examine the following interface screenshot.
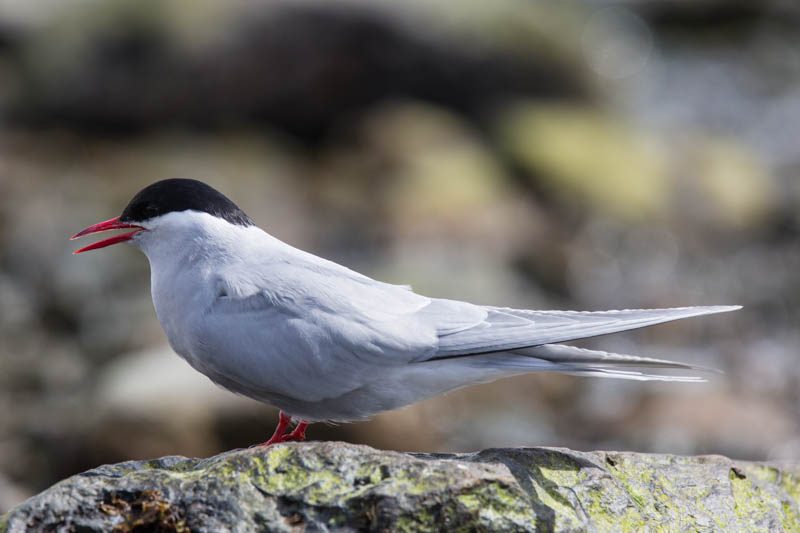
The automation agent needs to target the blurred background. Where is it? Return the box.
[1,0,799,513]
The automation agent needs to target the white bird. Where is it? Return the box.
[71,179,740,446]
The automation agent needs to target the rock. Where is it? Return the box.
[2,443,799,532]
[497,103,670,221]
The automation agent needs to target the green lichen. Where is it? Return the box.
[746,465,780,484]
[257,456,347,503]
[535,455,585,487]
[584,487,647,531]
[728,468,787,532]
[456,493,480,509]
[780,471,800,503]
[394,513,431,533]
[265,444,294,471]
[588,454,733,530]
[779,472,800,531]
[603,455,658,514]
[355,462,387,485]
[452,482,532,530]
[392,459,465,495]
[530,476,581,526]
[695,496,728,531]
[782,501,800,532]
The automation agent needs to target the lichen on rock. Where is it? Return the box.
[2,442,799,532]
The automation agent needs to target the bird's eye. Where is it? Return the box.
[145,205,159,217]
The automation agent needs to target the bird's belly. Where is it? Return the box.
[246,383,409,423]
[169,305,355,407]
[169,344,391,422]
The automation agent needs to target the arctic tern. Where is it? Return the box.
[71,178,739,446]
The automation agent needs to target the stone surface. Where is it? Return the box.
[2,442,799,532]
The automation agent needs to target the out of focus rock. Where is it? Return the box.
[365,103,512,237]
[629,390,799,459]
[96,345,246,416]
[677,136,774,229]
[0,475,30,523]
[5,0,586,140]
[498,103,670,220]
[92,345,270,458]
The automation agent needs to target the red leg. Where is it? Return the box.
[283,421,309,442]
[258,411,293,446]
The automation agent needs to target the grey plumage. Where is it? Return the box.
[121,210,737,422]
[71,179,740,429]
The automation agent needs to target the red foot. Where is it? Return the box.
[284,421,308,442]
[257,411,310,446]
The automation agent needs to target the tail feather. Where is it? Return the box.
[558,368,707,383]
[514,343,721,373]
[462,344,717,383]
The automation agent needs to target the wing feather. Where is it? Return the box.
[430,305,740,358]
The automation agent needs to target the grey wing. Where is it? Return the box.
[409,300,739,382]
[186,272,439,404]
[426,303,741,358]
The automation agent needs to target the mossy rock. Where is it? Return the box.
[2,442,799,531]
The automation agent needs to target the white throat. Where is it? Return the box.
[130,211,273,353]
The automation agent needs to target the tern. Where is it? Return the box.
[72,179,739,446]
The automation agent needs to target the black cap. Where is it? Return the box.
[119,179,254,227]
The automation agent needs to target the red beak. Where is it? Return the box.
[71,216,145,254]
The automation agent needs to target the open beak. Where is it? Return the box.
[71,216,145,254]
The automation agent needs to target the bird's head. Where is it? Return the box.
[71,178,254,255]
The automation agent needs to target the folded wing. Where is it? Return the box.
[425,304,740,358]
